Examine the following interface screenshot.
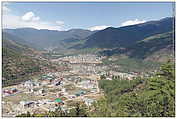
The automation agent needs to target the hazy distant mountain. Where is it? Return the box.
[66,29,96,39]
[3,28,96,50]
[82,17,174,48]
[2,32,38,50]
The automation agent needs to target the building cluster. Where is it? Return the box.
[57,54,103,64]
[3,54,137,117]
[3,88,18,97]
[101,70,137,80]
[3,70,99,116]
[69,64,107,76]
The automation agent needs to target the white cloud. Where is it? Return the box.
[2,2,11,13]
[3,6,11,13]
[88,25,110,31]
[56,21,64,26]
[3,2,10,6]
[21,12,40,21]
[33,16,40,21]
[3,11,65,31]
[121,19,146,27]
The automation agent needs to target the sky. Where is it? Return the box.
[2,2,174,31]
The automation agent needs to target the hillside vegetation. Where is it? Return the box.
[3,50,40,87]
[83,17,174,48]
[89,61,175,117]
[127,31,174,60]
[99,31,174,64]
[102,57,161,73]
[2,34,44,87]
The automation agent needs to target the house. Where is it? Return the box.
[3,88,18,95]
[28,88,34,93]
[41,74,55,82]
[54,81,61,86]
[41,80,49,85]
[106,77,112,80]
[38,89,45,95]
[75,90,86,97]
[3,90,12,96]
[68,95,76,99]
[55,98,64,106]
[126,76,133,80]
[10,88,18,93]
[83,98,95,106]
[62,88,66,92]
[20,101,35,108]
[37,99,53,105]
[24,81,35,88]
[57,92,64,97]
[90,88,97,93]
[35,82,41,87]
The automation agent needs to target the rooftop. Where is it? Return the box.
[55,98,62,103]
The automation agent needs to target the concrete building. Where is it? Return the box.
[83,98,95,106]
[20,101,35,108]
[24,81,35,88]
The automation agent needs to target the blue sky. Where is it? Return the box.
[2,2,174,31]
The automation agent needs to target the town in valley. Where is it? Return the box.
[2,53,138,117]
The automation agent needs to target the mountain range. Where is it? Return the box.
[2,17,175,86]
[3,17,175,61]
[83,17,174,48]
[4,28,96,50]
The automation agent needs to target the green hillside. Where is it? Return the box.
[83,17,174,48]
[127,31,174,60]
[90,61,175,117]
[2,35,42,87]
[99,31,174,64]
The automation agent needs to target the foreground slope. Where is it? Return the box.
[90,61,175,117]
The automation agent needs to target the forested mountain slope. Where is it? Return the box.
[99,31,174,62]
[82,17,174,48]
[2,33,43,87]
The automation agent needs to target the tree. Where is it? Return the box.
[68,103,88,117]
[100,75,106,80]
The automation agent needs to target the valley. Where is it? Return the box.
[2,53,141,117]
[2,17,175,117]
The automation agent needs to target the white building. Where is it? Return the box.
[83,98,95,106]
